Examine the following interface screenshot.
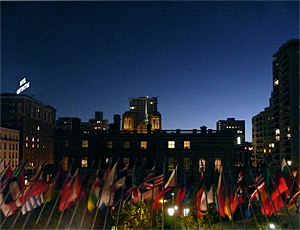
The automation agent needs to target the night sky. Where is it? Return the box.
[1,1,299,141]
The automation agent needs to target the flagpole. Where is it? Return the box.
[150,160,156,228]
[138,158,146,230]
[0,161,29,228]
[103,159,119,230]
[279,158,300,212]
[264,160,295,229]
[91,160,112,230]
[44,158,74,229]
[161,157,166,230]
[10,163,44,230]
[226,162,246,230]
[115,161,129,230]
[213,167,223,230]
[33,162,62,229]
[68,161,94,229]
[174,163,178,230]
[21,161,63,230]
[247,162,272,225]
[56,168,79,229]
[79,160,101,229]
[200,160,212,230]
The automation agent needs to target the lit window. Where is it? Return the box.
[26,143,28,148]
[26,136,29,141]
[184,158,190,171]
[124,141,130,149]
[32,137,35,142]
[183,141,190,149]
[81,157,88,167]
[215,158,222,172]
[287,134,291,138]
[237,137,241,145]
[37,144,39,148]
[63,157,68,171]
[37,126,40,131]
[107,141,113,149]
[168,141,175,149]
[106,158,112,163]
[82,140,88,148]
[37,138,40,142]
[199,158,205,172]
[168,158,174,170]
[140,141,147,149]
[274,79,279,86]
[123,158,129,165]
[275,136,280,141]
[32,144,35,148]
[275,129,280,135]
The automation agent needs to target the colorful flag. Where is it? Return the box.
[176,176,187,217]
[288,169,300,210]
[87,171,104,211]
[98,162,117,209]
[216,166,226,218]
[196,173,207,217]
[59,169,82,211]
[43,168,61,202]
[231,171,245,215]
[21,195,44,215]
[153,187,173,210]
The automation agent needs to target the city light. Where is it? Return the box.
[168,208,174,216]
[269,223,276,229]
[183,208,190,216]
[287,160,292,166]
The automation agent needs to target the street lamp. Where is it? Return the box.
[168,208,175,216]
[269,223,276,229]
[183,208,190,216]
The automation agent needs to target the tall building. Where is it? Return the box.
[1,93,56,168]
[216,118,245,145]
[270,39,299,166]
[122,96,162,132]
[0,127,20,170]
[252,107,274,166]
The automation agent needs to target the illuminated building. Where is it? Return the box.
[122,96,161,132]
[1,93,56,168]
[270,39,299,166]
[0,127,20,170]
[216,118,245,145]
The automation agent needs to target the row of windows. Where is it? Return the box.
[25,143,44,148]
[77,157,222,172]
[81,140,191,149]
[1,152,18,159]
[0,133,19,140]
[0,143,19,150]
[26,136,40,142]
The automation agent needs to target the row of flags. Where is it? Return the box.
[0,157,300,228]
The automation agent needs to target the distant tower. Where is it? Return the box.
[122,96,161,131]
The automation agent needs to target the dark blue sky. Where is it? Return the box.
[1,2,299,141]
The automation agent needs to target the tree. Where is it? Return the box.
[108,201,150,229]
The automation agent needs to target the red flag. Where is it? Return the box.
[59,170,82,211]
[153,187,172,210]
[176,187,187,217]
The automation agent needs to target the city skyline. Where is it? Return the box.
[1,2,299,142]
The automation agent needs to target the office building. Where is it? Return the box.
[252,107,274,166]
[271,39,299,166]
[0,127,20,170]
[216,118,245,145]
[1,93,56,168]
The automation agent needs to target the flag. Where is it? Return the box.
[196,173,207,217]
[98,162,117,209]
[87,170,104,211]
[288,169,300,210]
[249,173,265,202]
[0,161,28,217]
[21,195,44,215]
[183,171,194,204]
[153,187,173,210]
[224,183,232,220]
[216,166,226,218]
[231,171,245,215]
[111,165,128,204]
[176,176,187,217]
[59,169,82,211]
[18,165,46,207]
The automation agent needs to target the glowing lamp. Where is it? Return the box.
[269,223,275,229]
[168,208,174,216]
[287,160,292,166]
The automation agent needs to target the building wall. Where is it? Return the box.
[1,93,56,168]
[216,118,245,145]
[0,127,20,170]
[271,39,299,167]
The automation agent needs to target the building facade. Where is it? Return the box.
[0,127,20,170]
[1,93,56,168]
[270,39,299,167]
[54,121,236,177]
[216,118,245,145]
[252,107,274,166]
[122,96,162,132]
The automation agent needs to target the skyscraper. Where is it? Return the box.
[122,96,161,132]
[271,39,299,166]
